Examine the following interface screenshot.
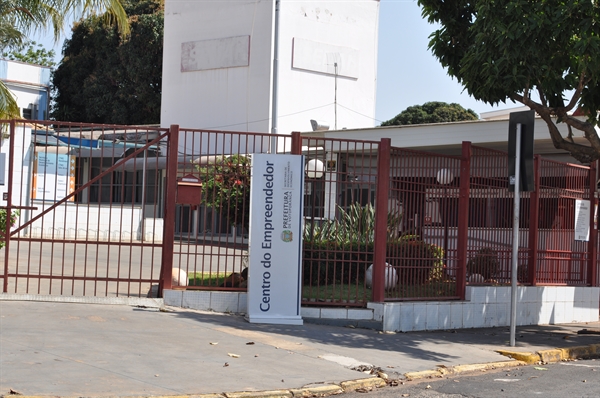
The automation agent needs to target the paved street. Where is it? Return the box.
[342,359,600,398]
[1,299,600,397]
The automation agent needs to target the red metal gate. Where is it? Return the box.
[157,127,293,295]
[2,120,598,304]
[1,120,171,297]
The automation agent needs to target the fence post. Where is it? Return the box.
[528,155,541,286]
[159,124,179,296]
[588,160,598,286]
[2,120,15,293]
[291,131,301,155]
[456,141,471,300]
[372,138,391,303]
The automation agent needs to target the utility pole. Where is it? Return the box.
[270,0,280,153]
[334,62,338,130]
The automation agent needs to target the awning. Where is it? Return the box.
[120,155,223,172]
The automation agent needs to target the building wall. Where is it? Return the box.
[161,0,379,142]
[276,1,379,133]
[0,59,51,120]
[0,125,32,221]
[161,0,273,133]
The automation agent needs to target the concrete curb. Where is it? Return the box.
[0,293,164,308]
[10,377,383,398]
[497,343,600,364]
[404,360,527,380]
[216,377,385,398]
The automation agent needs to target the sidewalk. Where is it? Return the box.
[1,300,599,397]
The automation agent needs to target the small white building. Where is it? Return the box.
[0,59,51,120]
[161,0,380,139]
[303,110,596,164]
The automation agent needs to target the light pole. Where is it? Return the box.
[436,169,454,266]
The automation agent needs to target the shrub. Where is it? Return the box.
[303,202,402,244]
[387,240,440,285]
[302,239,442,287]
[517,263,529,284]
[302,241,373,285]
[197,155,250,230]
[466,248,499,280]
[302,203,441,289]
[0,209,19,249]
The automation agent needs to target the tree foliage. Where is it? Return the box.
[419,0,600,163]
[0,0,129,119]
[0,209,19,249]
[380,101,478,126]
[197,155,251,230]
[51,0,162,124]
[2,41,56,67]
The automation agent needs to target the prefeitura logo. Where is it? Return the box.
[281,230,293,242]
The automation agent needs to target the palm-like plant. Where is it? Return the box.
[304,202,403,244]
[0,0,129,119]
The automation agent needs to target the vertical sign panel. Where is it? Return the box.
[575,199,591,241]
[508,110,535,192]
[32,152,75,201]
[247,154,304,325]
[0,152,5,186]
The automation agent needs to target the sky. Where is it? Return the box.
[374,0,507,123]
[34,0,511,124]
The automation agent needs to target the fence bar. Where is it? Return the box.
[291,131,301,155]
[2,120,15,293]
[372,138,391,302]
[159,124,179,295]
[588,160,598,286]
[456,141,471,300]
[528,155,541,285]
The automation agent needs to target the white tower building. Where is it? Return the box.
[161,0,380,136]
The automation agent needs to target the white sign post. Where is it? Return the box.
[247,154,304,325]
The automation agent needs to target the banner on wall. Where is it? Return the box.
[32,152,76,201]
[574,199,591,241]
[247,154,304,325]
[0,153,5,186]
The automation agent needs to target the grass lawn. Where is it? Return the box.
[302,283,372,303]
[188,272,230,287]
[188,272,456,302]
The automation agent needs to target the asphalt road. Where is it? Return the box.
[341,359,600,398]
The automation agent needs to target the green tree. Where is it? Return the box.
[197,155,251,231]
[380,101,478,126]
[0,0,129,119]
[419,0,600,163]
[2,40,56,67]
[51,0,162,124]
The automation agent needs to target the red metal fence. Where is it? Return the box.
[467,145,532,284]
[534,158,593,285]
[1,121,598,306]
[297,136,380,306]
[166,128,292,293]
[382,146,462,300]
[1,120,169,297]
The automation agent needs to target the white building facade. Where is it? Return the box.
[161,0,380,136]
[0,59,51,120]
